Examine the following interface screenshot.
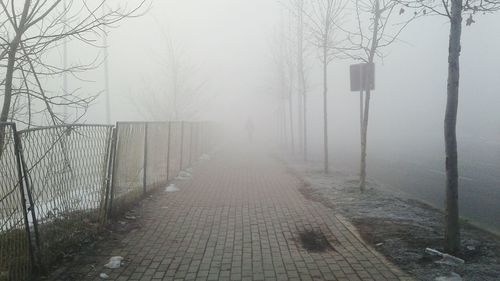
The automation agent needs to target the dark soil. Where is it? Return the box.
[297,228,335,253]
[291,163,500,281]
[40,193,155,280]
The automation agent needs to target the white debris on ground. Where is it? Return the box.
[435,272,463,281]
[288,160,500,281]
[200,154,210,161]
[165,184,179,192]
[99,272,109,279]
[104,256,123,269]
[176,170,192,180]
[426,248,465,266]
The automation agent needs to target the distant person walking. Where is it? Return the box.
[245,118,254,142]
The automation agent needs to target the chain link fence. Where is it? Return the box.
[109,122,147,216]
[0,123,33,281]
[167,122,182,181]
[109,121,210,215]
[18,125,113,269]
[145,123,170,192]
[0,121,215,280]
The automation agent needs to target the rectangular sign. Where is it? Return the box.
[350,63,375,92]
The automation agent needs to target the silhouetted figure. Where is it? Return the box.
[245,118,254,142]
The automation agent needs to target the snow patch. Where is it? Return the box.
[165,184,179,192]
[435,272,462,281]
[176,170,192,180]
[426,248,465,266]
[104,256,124,269]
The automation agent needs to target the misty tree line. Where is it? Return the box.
[134,28,211,122]
[0,1,145,128]
[273,0,500,254]
[0,0,497,259]
[0,0,146,162]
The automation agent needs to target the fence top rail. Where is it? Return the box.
[116,121,209,126]
[18,124,114,134]
[116,121,201,124]
[0,122,16,127]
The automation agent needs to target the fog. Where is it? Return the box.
[50,0,500,232]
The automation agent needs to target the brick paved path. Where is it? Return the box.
[49,147,412,281]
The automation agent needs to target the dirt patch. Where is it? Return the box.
[296,228,335,253]
[290,161,500,281]
[298,185,337,211]
[42,194,152,280]
[353,218,443,267]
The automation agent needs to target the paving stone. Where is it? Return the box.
[47,148,412,281]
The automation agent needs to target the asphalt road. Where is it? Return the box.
[364,139,500,235]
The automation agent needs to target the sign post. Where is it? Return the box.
[350,63,375,92]
[350,63,376,191]
[350,63,375,134]
[350,62,376,132]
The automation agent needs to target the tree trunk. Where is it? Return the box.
[360,89,371,191]
[283,102,288,150]
[359,0,380,192]
[288,88,295,155]
[297,0,305,160]
[444,0,462,255]
[303,93,308,161]
[297,88,303,157]
[1,42,20,123]
[359,89,365,190]
[0,39,21,158]
[103,32,111,124]
[323,46,329,173]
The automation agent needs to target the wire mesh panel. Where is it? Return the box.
[193,122,202,161]
[0,123,32,281]
[180,122,191,171]
[189,123,197,163]
[111,123,146,214]
[145,123,169,192]
[206,122,216,152]
[168,122,183,180]
[18,125,112,266]
[0,120,216,280]
[200,122,207,156]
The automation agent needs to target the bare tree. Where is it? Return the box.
[269,12,297,153]
[287,0,311,160]
[0,0,145,155]
[285,12,297,155]
[304,0,348,173]
[347,0,414,192]
[136,32,209,122]
[397,0,500,254]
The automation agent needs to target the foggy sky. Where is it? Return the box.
[86,0,500,150]
[40,0,500,231]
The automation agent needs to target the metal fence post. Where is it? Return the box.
[108,123,121,217]
[200,122,204,154]
[143,123,148,195]
[202,122,207,154]
[179,121,184,171]
[17,133,44,275]
[102,127,117,223]
[196,123,200,159]
[189,123,194,166]
[166,122,172,181]
[11,123,37,276]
